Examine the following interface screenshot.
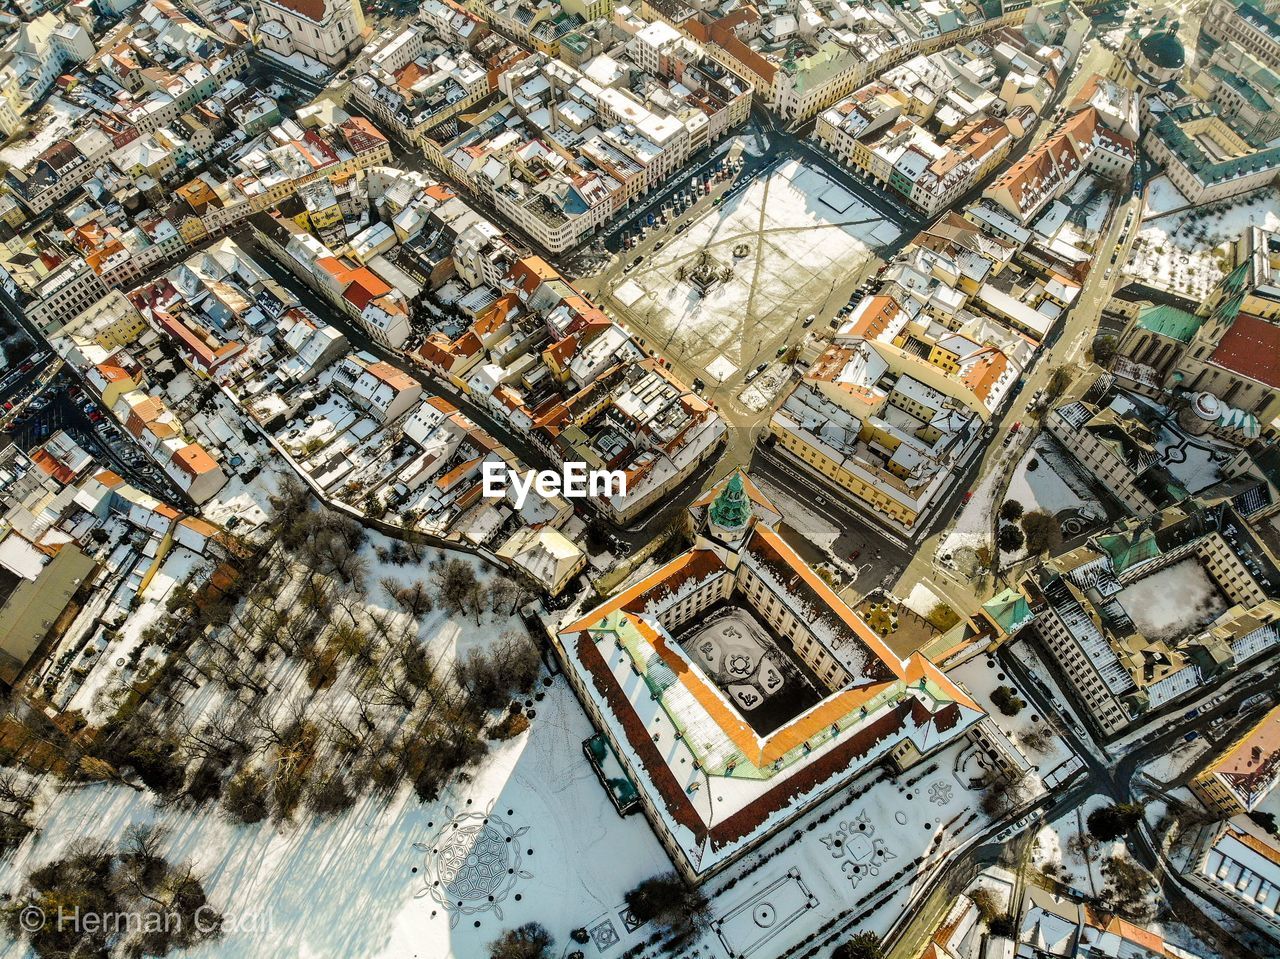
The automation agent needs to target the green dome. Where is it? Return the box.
[1140,31,1185,70]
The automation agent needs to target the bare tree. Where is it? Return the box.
[395,580,435,618]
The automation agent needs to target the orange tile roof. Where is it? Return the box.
[171,444,219,477]
[365,360,419,392]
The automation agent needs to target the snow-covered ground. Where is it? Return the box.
[736,364,792,412]
[0,97,89,169]
[903,582,941,619]
[1062,175,1110,237]
[1114,558,1228,644]
[937,439,1023,568]
[1126,189,1280,299]
[0,679,672,959]
[1008,643,1094,760]
[609,160,896,381]
[1137,735,1211,786]
[999,435,1106,565]
[951,654,1081,791]
[1142,176,1190,218]
[200,466,282,536]
[1003,436,1103,526]
[1031,794,1116,898]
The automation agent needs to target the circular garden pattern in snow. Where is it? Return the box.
[415,805,532,928]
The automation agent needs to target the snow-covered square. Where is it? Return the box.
[606,160,900,381]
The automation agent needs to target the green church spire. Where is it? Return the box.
[710,472,751,530]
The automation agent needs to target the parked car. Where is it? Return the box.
[802,313,816,327]
[744,363,768,383]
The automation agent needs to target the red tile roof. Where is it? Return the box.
[1209,313,1280,388]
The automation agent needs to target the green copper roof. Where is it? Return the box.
[1141,31,1185,70]
[983,588,1032,634]
[1135,303,1204,343]
[710,473,751,530]
[1096,528,1162,574]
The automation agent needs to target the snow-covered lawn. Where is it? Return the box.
[1126,189,1280,299]
[0,97,88,169]
[1032,794,1116,898]
[1114,559,1228,643]
[609,159,897,381]
[1008,643,1093,758]
[1,680,672,959]
[736,364,792,413]
[1004,435,1104,527]
[1062,175,1110,236]
[1143,176,1190,218]
[999,435,1106,565]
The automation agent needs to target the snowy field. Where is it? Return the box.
[1126,188,1280,299]
[0,679,672,959]
[1156,423,1235,495]
[1142,176,1190,218]
[736,364,792,413]
[0,97,88,169]
[1061,175,1111,237]
[1008,642,1094,760]
[1031,794,1115,898]
[609,160,898,381]
[999,435,1107,566]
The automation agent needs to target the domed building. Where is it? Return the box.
[1114,11,1187,91]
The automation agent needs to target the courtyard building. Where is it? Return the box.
[554,471,990,882]
[1019,499,1280,737]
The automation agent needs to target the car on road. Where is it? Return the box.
[744,363,768,383]
[1184,731,1199,742]
[802,313,815,327]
